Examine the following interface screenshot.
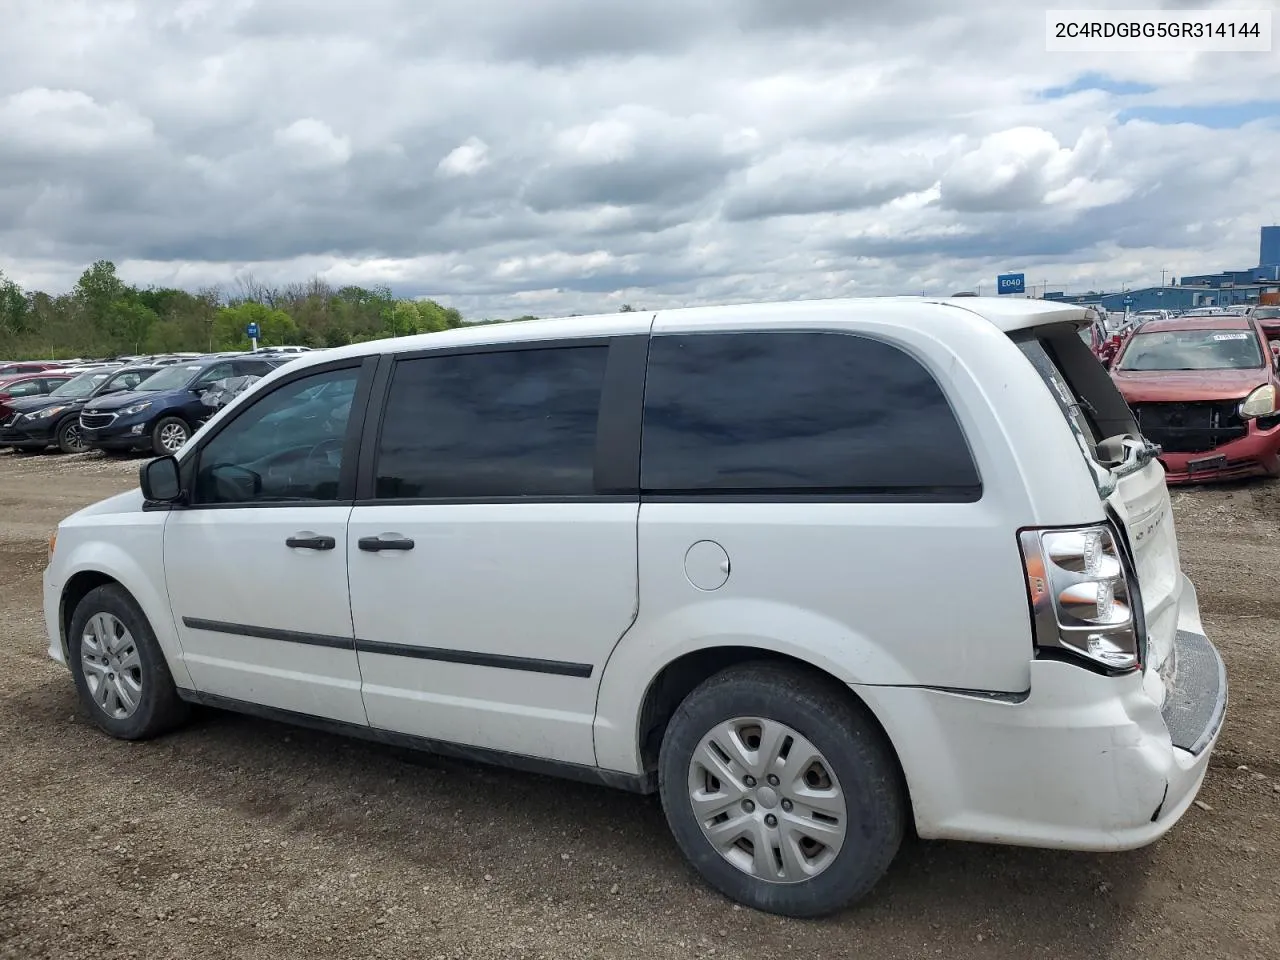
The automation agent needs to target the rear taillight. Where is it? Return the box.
[1019,524,1141,674]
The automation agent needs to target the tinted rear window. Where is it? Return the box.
[1015,324,1140,467]
[640,331,980,497]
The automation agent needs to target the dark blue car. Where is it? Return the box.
[0,364,160,453]
[78,354,287,456]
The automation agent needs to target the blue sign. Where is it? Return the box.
[997,273,1026,295]
[1123,297,1134,306]
[246,322,260,338]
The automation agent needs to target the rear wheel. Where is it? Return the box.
[658,661,905,918]
[56,416,87,454]
[67,584,189,740]
[151,416,190,455]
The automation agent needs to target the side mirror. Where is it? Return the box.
[140,456,182,502]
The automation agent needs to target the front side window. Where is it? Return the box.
[105,369,154,393]
[640,331,980,497]
[137,364,202,392]
[1117,329,1264,371]
[6,380,45,398]
[374,346,608,499]
[50,372,111,398]
[236,359,276,377]
[192,367,359,504]
[193,362,235,387]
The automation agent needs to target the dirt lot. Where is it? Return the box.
[1,450,1277,960]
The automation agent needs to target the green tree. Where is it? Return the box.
[107,300,160,354]
[1,260,490,358]
[213,302,299,351]
[74,260,126,327]
[0,270,30,337]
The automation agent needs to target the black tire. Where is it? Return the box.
[67,583,190,740]
[150,416,190,456]
[55,416,87,454]
[658,661,905,918]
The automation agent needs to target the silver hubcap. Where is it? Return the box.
[688,717,846,884]
[159,423,187,452]
[80,613,143,719]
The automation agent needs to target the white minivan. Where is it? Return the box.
[43,297,1226,917]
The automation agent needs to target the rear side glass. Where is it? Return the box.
[640,331,980,498]
[374,346,608,499]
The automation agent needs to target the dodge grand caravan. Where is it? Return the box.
[43,298,1226,917]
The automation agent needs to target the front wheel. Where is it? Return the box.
[658,661,905,918]
[151,416,190,455]
[56,416,87,454]
[67,584,190,740]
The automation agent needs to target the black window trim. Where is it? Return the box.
[636,328,984,504]
[353,335,647,506]
[158,353,379,512]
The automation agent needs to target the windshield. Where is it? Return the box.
[1116,329,1263,371]
[1254,307,1280,320]
[50,371,113,398]
[137,364,202,391]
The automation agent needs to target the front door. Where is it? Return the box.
[163,361,368,725]
[347,340,642,766]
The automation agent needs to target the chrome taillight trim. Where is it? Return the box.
[1019,523,1142,675]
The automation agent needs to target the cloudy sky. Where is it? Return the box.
[0,0,1277,318]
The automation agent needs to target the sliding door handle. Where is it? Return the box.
[358,535,415,552]
[286,534,336,550]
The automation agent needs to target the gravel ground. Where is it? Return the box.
[1,449,1277,959]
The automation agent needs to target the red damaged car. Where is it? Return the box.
[1110,315,1280,484]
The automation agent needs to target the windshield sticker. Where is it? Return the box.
[1212,333,1249,340]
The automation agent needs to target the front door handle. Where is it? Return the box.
[286,534,336,551]
[358,535,415,552]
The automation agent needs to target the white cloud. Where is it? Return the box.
[272,117,352,168]
[553,118,638,164]
[939,126,1119,213]
[437,136,490,177]
[0,87,155,156]
[0,0,1276,315]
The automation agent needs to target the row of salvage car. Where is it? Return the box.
[1082,303,1280,483]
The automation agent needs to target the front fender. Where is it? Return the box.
[592,597,914,775]
[54,537,190,690]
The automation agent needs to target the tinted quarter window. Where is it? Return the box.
[641,332,980,496]
[375,346,608,499]
[192,367,359,504]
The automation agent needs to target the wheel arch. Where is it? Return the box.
[56,545,192,690]
[60,570,120,659]
[631,646,911,816]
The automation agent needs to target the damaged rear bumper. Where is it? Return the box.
[854,628,1226,852]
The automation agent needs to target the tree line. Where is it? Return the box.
[0,260,546,360]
